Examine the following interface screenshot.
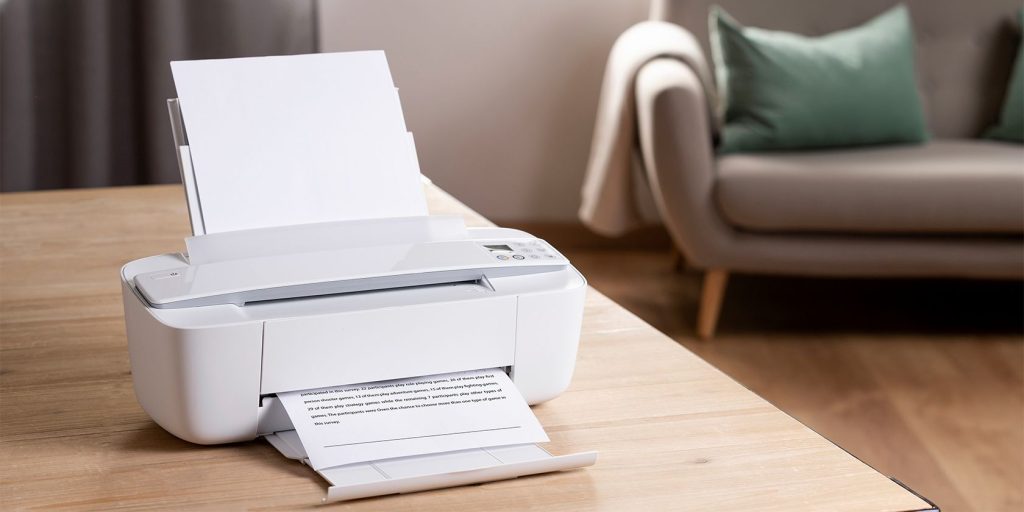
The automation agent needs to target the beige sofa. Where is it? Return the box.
[590,0,1024,338]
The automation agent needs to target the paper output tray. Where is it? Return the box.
[265,430,597,502]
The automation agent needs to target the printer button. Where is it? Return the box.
[497,255,510,260]
[512,255,525,260]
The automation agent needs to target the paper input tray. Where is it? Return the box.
[265,430,596,502]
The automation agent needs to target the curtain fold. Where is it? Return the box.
[1,0,317,191]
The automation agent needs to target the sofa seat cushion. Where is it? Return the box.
[715,140,1024,235]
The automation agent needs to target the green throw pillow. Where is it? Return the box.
[711,4,929,153]
[984,9,1024,143]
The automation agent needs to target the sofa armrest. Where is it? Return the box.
[580,21,720,236]
[613,21,720,131]
[635,58,735,268]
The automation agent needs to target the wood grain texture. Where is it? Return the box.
[0,185,931,511]
[557,248,1024,512]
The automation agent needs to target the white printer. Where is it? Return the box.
[120,52,595,502]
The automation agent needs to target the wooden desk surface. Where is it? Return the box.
[0,185,932,511]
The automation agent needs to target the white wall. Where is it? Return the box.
[318,0,648,222]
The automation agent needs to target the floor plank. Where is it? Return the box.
[560,247,1024,512]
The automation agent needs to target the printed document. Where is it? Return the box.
[277,368,549,470]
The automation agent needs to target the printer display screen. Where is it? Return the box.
[484,244,513,252]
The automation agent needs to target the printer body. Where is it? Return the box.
[121,226,586,445]
[120,53,594,501]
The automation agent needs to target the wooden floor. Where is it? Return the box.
[560,248,1024,512]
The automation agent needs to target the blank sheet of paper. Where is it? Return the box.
[277,368,549,470]
[171,51,427,234]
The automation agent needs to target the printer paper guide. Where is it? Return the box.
[277,368,549,471]
[170,51,427,234]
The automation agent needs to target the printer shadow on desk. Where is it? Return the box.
[117,425,322,480]
[117,423,240,454]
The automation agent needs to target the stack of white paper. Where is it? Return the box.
[171,51,427,234]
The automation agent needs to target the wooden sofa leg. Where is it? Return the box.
[697,269,729,340]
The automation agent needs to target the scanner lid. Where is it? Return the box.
[133,237,570,310]
[121,227,586,329]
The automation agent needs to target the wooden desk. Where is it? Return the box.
[0,185,933,511]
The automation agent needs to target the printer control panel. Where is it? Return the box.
[481,240,560,263]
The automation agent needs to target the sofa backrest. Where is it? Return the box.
[651,0,1021,138]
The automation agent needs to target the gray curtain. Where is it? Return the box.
[0,0,317,191]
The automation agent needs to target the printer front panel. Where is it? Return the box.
[260,295,518,395]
